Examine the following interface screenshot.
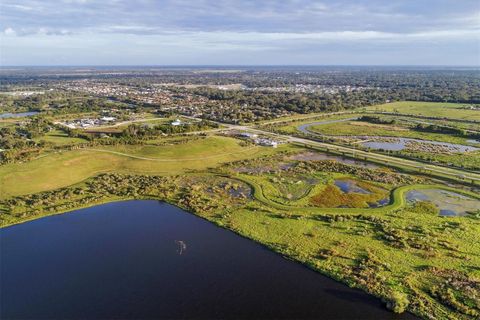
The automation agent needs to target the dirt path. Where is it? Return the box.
[82,145,260,162]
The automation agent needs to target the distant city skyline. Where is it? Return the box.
[1,0,479,66]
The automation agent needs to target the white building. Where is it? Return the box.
[255,138,278,148]
[100,116,116,122]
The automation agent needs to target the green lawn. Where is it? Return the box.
[366,101,480,121]
[34,129,88,146]
[0,135,285,199]
[263,113,358,134]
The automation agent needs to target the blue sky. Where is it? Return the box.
[1,0,479,66]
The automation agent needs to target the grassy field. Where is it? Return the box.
[33,129,89,145]
[262,113,358,134]
[0,135,286,199]
[0,119,19,128]
[366,101,480,121]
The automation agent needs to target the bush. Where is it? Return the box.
[386,291,409,313]
[410,201,439,215]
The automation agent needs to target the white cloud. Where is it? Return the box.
[1,0,478,65]
[2,27,17,36]
[3,26,478,43]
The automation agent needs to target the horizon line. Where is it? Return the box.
[1,64,479,68]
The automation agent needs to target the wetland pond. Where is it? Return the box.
[0,111,39,119]
[406,189,480,216]
[334,179,371,194]
[289,151,379,168]
[333,179,390,208]
[0,200,416,319]
[361,137,478,153]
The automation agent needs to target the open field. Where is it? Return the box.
[0,119,20,128]
[0,136,286,199]
[261,113,357,134]
[33,129,89,145]
[366,101,480,121]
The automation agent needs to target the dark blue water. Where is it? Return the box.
[1,200,416,319]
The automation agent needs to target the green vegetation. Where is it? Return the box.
[366,101,480,121]
[261,113,357,134]
[308,119,475,145]
[33,129,88,146]
[261,110,480,171]
[0,135,284,198]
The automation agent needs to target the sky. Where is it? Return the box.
[0,0,479,66]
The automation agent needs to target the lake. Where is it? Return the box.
[0,111,39,119]
[0,200,416,319]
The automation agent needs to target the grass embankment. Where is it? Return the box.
[0,136,286,199]
[366,101,480,121]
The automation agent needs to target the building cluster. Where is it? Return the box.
[2,90,46,97]
[57,80,207,107]
[238,132,279,147]
[59,116,117,129]
[171,119,182,126]
[464,105,480,110]
[245,84,373,94]
[54,80,373,124]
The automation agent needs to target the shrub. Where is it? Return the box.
[386,291,409,313]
